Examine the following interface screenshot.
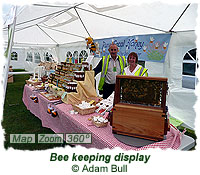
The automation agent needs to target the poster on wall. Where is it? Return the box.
[94,33,172,63]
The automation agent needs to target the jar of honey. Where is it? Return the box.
[57,65,62,70]
[70,82,77,92]
[74,71,85,81]
[60,71,65,76]
[62,65,67,71]
[66,82,77,92]
[61,62,66,65]
[82,61,89,71]
[55,70,60,75]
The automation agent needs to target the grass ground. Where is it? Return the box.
[2,70,64,150]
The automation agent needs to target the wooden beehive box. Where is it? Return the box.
[111,75,170,141]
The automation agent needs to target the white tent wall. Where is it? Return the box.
[145,31,197,129]
[9,47,26,69]
[23,47,59,72]
[59,41,101,68]
[145,31,196,80]
[24,47,40,72]
[166,31,197,88]
[59,41,88,62]
[167,31,197,129]
[146,31,197,129]
[168,88,196,129]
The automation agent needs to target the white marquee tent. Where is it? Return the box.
[2,2,198,129]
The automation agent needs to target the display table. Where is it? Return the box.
[23,85,194,150]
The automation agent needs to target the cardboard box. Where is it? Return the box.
[7,74,13,83]
[8,66,13,83]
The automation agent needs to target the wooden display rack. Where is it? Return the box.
[111,75,170,141]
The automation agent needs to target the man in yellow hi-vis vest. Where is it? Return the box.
[94,44,126,99]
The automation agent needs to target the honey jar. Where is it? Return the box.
[54,74,60,79]
[61,62,66,65]
[70,82,77,92]
[49,73,55,78]
[62,65,68,71]
[55,70,60,75]
[57,64,62,70]
[82,61,89,71]
[66,82,77,92]
[48,78,52,83]
[57,80,63,88]
[74,71,85,81]
[60,71,65,76]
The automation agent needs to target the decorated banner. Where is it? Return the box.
[94,33,171,63]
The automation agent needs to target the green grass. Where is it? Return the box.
[12,69,27,72]
[2,71,66,150]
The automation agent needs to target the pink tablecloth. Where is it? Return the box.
[23,85,183,150]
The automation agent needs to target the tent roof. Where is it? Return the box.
[3,2,198,47]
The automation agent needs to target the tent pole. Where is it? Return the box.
[36,24,58,44]
[4,41,57,47]
[169,4,191,32]
[15,23,37,32]
[38,25,86,39]
[74,7,91,37]
[55,45,60,63]
[3,6,17,103]
[33,3,84,9]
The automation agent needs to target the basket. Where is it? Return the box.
[26,80,42,86]
[40,92,61,101]
[92,120,108,128]
[88,116,108,128]
[72,104,96,115]
[34,85,45,90]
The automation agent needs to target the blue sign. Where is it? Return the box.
[94,33,171,63]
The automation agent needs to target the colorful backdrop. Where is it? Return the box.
[94,33,172,63]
